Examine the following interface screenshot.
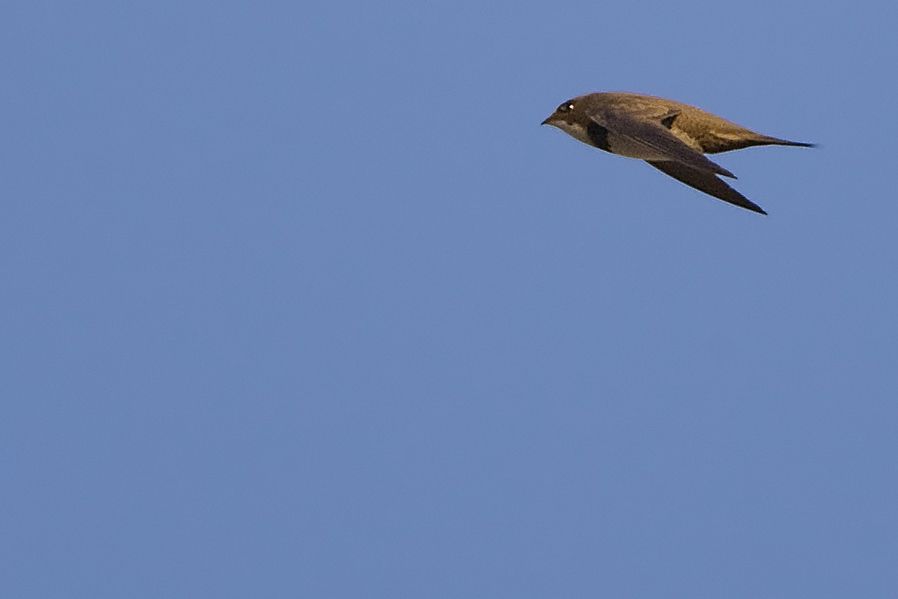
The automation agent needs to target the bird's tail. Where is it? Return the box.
[755,135,816,148]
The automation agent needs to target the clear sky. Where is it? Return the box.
[3,1,897,597]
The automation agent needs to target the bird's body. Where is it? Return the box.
[542,92,813,214]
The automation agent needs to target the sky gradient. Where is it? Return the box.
[3,1,897,597]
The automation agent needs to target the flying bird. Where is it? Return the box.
[542,92,814,214]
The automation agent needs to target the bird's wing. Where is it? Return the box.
[645,160,766,214]
[588,105,736,178]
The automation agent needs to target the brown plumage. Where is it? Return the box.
[542,92,814,215]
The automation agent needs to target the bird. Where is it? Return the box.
[541,92,814,215]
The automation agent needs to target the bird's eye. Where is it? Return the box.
[558,102,575,113]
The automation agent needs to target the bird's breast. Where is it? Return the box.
[585,122,611,152]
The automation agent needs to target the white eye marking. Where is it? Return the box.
[557,102,576,114]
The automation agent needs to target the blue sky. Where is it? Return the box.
[3,1,897,597]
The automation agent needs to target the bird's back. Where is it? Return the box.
[591,92,779,154]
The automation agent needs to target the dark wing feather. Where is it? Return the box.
[646,160,767,215]
[590,107,737,179]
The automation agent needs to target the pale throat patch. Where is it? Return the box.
[553,121,592,146]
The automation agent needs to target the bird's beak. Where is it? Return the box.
[541,116,551,126]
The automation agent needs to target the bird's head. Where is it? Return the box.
[542,97,593,145]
